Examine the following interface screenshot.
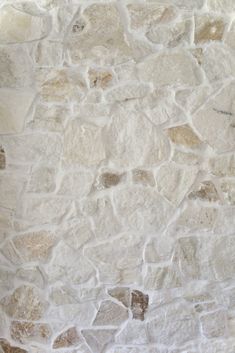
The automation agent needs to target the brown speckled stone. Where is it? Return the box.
[53,327,80,349]
[0,339,28,353]
[131,290,149,321]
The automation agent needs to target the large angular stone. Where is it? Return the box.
[144,265,182,290]
[93,300,128,326]
[220,180,235,205]
[82,329,116,353]
[192,83,235,152]
[166,124,202,148]
[0,5,50,44]
[106,82,150,102]
[64,120,105,166]
[156,162,197,205]
[0,173,25,210]
[60,219,93,250]
[211,236,235,280]
[28,104,68,132]
[66,4,132,65]
[1,285,48,320]
[27,165,56,193]
[10,321,52,344]
[0,339,28,353]
[0,46,32,88]
[194,15,225,44]
[16,267,45,289]
[145,236,174,263]
[108,288,130,308]
[146,301,199,346]
[116,320,148,345]
[85,233,144,284]
[0,89,35,134]
[104,109,170,168]
[1,231,56,264]
[138,51,202,87]
[113,186,173,232]
[53,327,80,349]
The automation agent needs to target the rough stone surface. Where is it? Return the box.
[1,1,235,352]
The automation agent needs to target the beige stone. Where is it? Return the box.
[116,320,148,345]
[132,169,155,187]
[209,153,235,177]
[33,41,63,66]
[225,21,235,50]
[127,4,177,30]
[0,89,35,134]
[211,236,235,281]
[1,285,48,320]
[16,267,44,288]
[53,327,80,349]
[156,162,197,205]
[131,290,149,321]
[138,51,202,87]
[64,120,105,166]
[60,219,93,250]
[193,83,235,152]
[0,339,28,353]
[10,321,52,344]
[145,236,174,263]
[0,5,50,44]
[172,150,200,166]
[144,265,182,290]
[88,68,113,89]
[66,4,132,65]
[82,329,116,353]
[93,300,128,326]
[188,181,219,202]
[195,15,225,44]
[167,124,202,148]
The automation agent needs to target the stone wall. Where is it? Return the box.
[0,0,235,352]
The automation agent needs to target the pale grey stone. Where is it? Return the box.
[200,310,227,338]
[57,170,93,198]
[28,165,56,193]
[82,329,116,353]
[93,300,128,326]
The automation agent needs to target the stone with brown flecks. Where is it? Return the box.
[0,146,5,169]
[131,290,149,321]
[88,69,113,89]
[108,287,130,307]
[93,300,128,326]
[10,321,52,344]
[0,339,28,353]
[188,181,219,202]
[132,169,155,187]
[166,124,202,148]
[53,327,80,349]
[195,15,225,44]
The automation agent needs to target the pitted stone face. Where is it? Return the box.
[0,0,234,352]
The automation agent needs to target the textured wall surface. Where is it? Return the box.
[0,0,235,352]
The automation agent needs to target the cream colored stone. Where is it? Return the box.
[116,320,148,345]
[209,153,235,177]
[0,89,35,134]
[28,104,68,132]
[132,169,155,187]
[53,327,80,349]
[146,19,192,48]
[127,4,177,30]
[211,236,235,280]
[106,82,150,102]
[193,83,235,152]
[0,5,50,44]
[144,265,182,290]
[64,120,105,166]
[0,173,25,210]
[28,165,56,193]
[10,321,52,344]
[108,288,130,308]
[104,109,170,168]
[85,233,144,284]
[50,285,79,306]
[114,186,173,232]
[188,180,219,202]
[82,329,116,353]
[145,236,174,263]
[225,21,235,50]
[93,300,128,326]
[195,15,225,44]
[33,41,63,66]
[138,51,202,87]
[58,170,93,198]
[66,4,132,65]
[1,285,48,320]
[166,124,202,148]
[172,150,200,165]
[156,162,197,205]
[200,310,227,338]
[88,68,113,89]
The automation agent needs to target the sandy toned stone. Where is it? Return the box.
[200,310,227,338]
[53,327,80,349]
[1,285,48,320]
[156,162,197,205]
[93,172,122,190]
[66,4,132,65]
[88,69,113,89]
[33,41,63,66]
[108,288,130,308]
[209,154,235,177]
[93,300,128,326]
[0,5,50,44]
[167,124,202,148]
[132,169,155,187]
[138,51,202,87]
[193,83,235,152]
[116,320,148,345]
[82,329,116,353]
[144,265,182,290]
[64,120,105,166]
[131,290,149,321]
[16,267,45,289]
[195,15,225,44]
[188,181,219,202]
[10,321,52,344]
[0,339,27,353]
[127,4,177,30]
[0,89,35,134]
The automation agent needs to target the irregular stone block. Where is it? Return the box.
[207,0,235,12]
[138,51,202,87]
[0,89,35,134]
[188,180,219,202]
[93,171,123,190]
[57,170,93,198]
[0,173,25,210]
[93,300,128,326]
[108,287,130,308]
[53,327,80,349]
[220,180,235,205]
[82,329,116,353]
[144,265,182,290]
[1,285,48,320]
[193,83,235,152]
[0,339,28,353]
[10,321,52,344]
[116,320,148,345]
[194,15,225,44]
[131,290,149,321]
[106,82,150,102]
[28,165,56,193]
[166,124,202,148]
[88,68,113,89]
[16,267,44,289]
[132,169,155,187]
[200,310,227,338]
[0,5,51,44]
[66,4,132,65]
[211,236,235,280]
[64,120,105,166]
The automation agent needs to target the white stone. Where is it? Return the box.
[57,170,93,198]
[28,165,56,193]
[82,329,116,353]
[93,300,128,326]
[0,173,25,210]
[207,0,235,12]
[106,82,150,102]
[0,89,35,134]
[144,265,182,290]
[138,51,202,87]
